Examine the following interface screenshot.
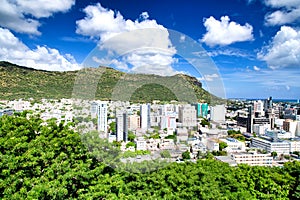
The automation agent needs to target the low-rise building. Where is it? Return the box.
[252,137,290,154]
[206,139,219,151]
[135,138,147,151]
[220,138,246,152]
[231,152,273,166]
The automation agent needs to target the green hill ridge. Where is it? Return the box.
[0,61,223,103]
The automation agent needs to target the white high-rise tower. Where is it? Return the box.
[140,104,151,129]
[97,101,108,136]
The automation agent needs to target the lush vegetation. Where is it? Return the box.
[1,113,300,199]
[0,61,223,104]
[227,129,246,141]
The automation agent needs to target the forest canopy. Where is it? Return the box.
[0,113,299,199]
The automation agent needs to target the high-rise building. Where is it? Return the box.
[90,102,98,118]
[160,114,177,130]
[116,110,128,142]
[237,107,253,133]
[194,103,201,118]
[178,104,197,127]
[253,100,264,117]
[140,104,151,129]
[210,105,226,123]
[264,96,273,117]
[128,114,140,131]
[97,101,108,136]
[201,103,209,118]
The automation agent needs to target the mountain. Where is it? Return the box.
[0,61,224,104]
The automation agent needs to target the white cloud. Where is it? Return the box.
[0,0,75,34]
[253,66,260,71]
[264,0,299,9]
[201,16,254,47]
[198,73,219,82]
[16,0,75,18]
[139,12,149,20]
[0,27,80,71]
[258,26,300,69]
[207,48,251,58]
[179,35,186,42]
[92,56,129,71]
[76,3,177,76]
[264,0,300,26]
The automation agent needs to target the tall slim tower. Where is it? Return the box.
[140,104,151,129]
[116,110,128,142]
[97,101,108,135]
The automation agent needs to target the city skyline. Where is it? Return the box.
[0,0,300,99]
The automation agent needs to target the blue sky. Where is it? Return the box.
[0,0,300,99]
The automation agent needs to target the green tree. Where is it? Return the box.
[127,131,136,142]
[219,141,228,151]
[160,150,171,158]
[271,151,278,159]
[109,121,116,133]
[126,141,136,149]
[182,150,191,160]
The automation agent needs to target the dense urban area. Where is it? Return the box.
[1,97,300,199]
[2,97,300,166]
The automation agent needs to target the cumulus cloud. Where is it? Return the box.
[201,16,254,47]
[257,26,300,69]
[0,27,80,71]
[253,66,260,71]
[0,0,75,34]
[76,3,177,76]
[264,0,300,26]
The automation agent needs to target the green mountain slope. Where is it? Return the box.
[0,61,223,103]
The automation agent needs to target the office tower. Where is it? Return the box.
[140,104,151,129]
[116,110,128,142]
[253,100,264,117]
[90,102,98,118]
[97,101,108,135]
[264,96,273,117]
[160,113,177,130]
[128,114,140,131]
[237,106,253,133]
[210,105,226,123]
[178,104,197,127]
[201,103,209,118]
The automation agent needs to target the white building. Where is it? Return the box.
[135,138,147,151]
[253,124,270,135]
[128,114,140,131]
[140,104,151,129]
[283,119,298,138]
[231,152,273,166]
[210,105,226,123]
[178,104,197,127]
[206,139,219,151]
[220,138,246,152]
[160,113,176,132]
[97,101,108,136]
[216,152,273,166]
[253,100,264,116]
[252,137,290,154]
[160,139,175,150]
[264,129,294,139]
[176,127,188,141]
[290,140,300,152]
[116,110,128,142]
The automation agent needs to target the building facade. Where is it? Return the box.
[116,110,128,142]
[97,101,108,136]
